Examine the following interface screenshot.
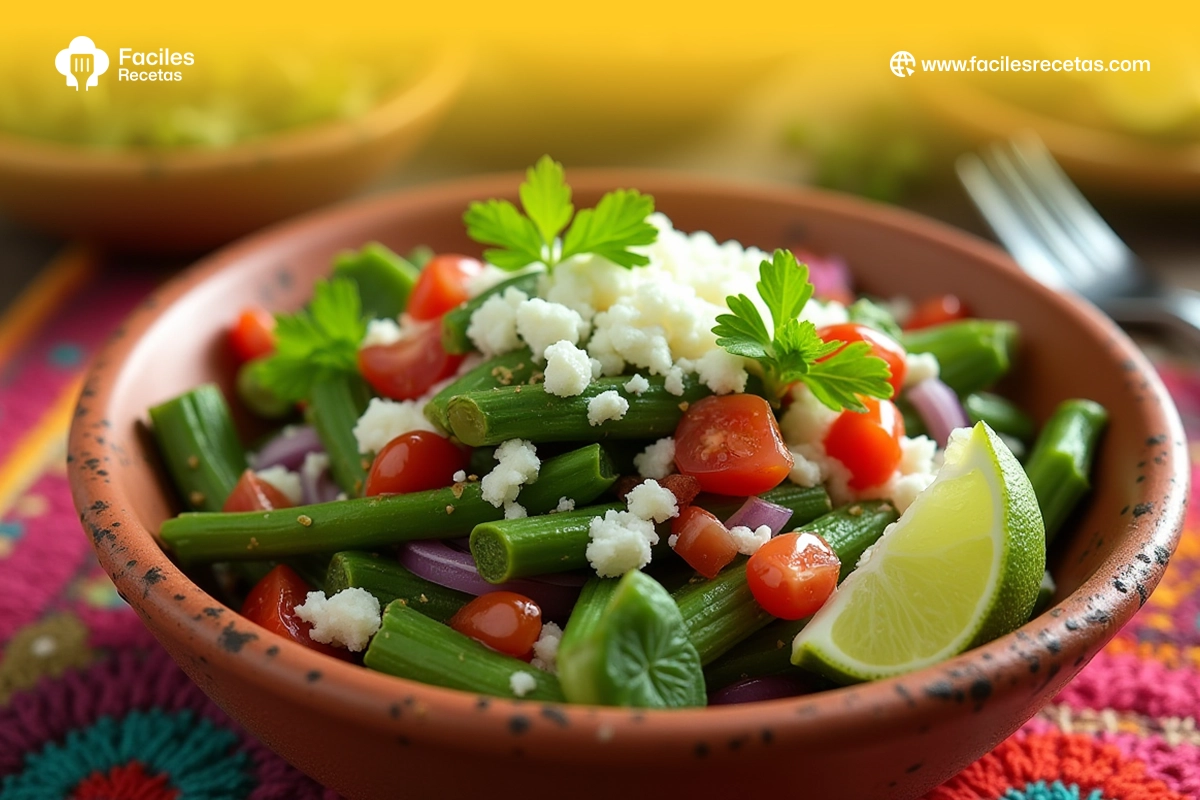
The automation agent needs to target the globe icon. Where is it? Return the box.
[890,51,916,78]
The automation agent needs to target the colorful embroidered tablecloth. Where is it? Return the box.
[0,251,1197,800]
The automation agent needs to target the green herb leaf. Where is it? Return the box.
[463,198,545,270]
[800,340,895,413]
[712,249,893,410]
[463,157,658,273]
[713,294,772,359]
[561,189,657,268]
[759,249,814,330]
[256,278,368,403]
[519,155,574,244]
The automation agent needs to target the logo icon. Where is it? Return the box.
[55,36,110,91]
[890,50,916,78]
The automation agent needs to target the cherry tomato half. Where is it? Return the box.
[358,322,466,400]
[407,254,484,321]
[746,532,841,620]
[229,307,277,363]
[816,322,907,396]
[365,431,468,496]
[449,591,542,659]
[223,469,294,513]
[670,506,739,579]
[904,294,969,331]
[674,394,793,496]
[241,565,347,658]
[822,397,905,490]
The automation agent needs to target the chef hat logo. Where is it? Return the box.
[55,36,110,90]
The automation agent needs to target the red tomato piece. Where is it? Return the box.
[816,322,907,396]
[223,469,294,512]
[670,506,740,579]
[449,592,542,659]
[241,565,347,658]
[905,294,969,331]
[365,431,469,496]
[822,397,905,490]
[358,322,465,400]
[229,307,277,363]
[673,394,793,496]
[407,254,484,321]
[746,532,841,620]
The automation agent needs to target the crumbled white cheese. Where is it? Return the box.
[587,390,629,426]
[667,534,679,548]
[586,509,658,577]
[555,497,576,513]
[634,437,676,480]
[361,318,403,348]
[480,439,540,508]
[543,340,594,397]
[531,622,562,673]
[515,298,588,360]
[800,299,850,329]
[352,397,437,455]
[625,479,679,523]
[780,384,840,447]
[787,447,824,488]
[898,435,937,475]
[504,501,528,520]
[293,588,381,652]
[509,670,538,697]
[663,365,687,396]
[693,348,748,395]
[904,352,941,387]
[623,373,650,395]
[254,466,302,505]
[728,524,773,555]
[467,286,528,357]
[452,469,467,483]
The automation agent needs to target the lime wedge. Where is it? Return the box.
[792,422,1044,683]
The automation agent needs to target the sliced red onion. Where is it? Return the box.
[299,455,342,505]
[799,251,853,303]
[398,540,583,622]
[907,377,970,448]
[708,676,812,705]
[723,497,793,535]
[253,426,323,471]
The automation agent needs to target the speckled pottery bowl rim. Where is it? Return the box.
[68,172,1188,766]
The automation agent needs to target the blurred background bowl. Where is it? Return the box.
[0,48,467,253]
[917,72,1200,197]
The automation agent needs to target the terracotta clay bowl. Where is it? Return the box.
[68,173,1188,800]
[0,50,467,253]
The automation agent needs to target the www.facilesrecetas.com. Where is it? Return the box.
[920,56,1151,74]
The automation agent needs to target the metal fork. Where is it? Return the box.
[956,132,1200,346]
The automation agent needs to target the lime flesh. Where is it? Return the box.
[792,422,1044,683]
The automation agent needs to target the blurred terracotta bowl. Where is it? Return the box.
[68,173,1187,800]
[918,78,1200,197]
[0,51,466,253]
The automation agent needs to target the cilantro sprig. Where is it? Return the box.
[713,250,894,412]
[257,277,367,402]
[464,155,658,271]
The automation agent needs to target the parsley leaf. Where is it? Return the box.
[463,155,657,272]
[712,249,893,411]
[519,156,573,244]
[560,189,657,268]
[463,198,545,270]
[256,278,367,403]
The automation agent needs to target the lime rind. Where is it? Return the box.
[791,422,1044,683]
